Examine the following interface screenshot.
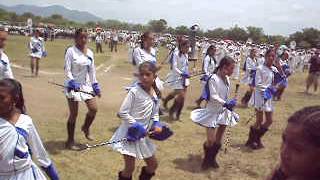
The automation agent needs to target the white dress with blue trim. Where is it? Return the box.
[165,51,189,90]
[248,65,275,112]
[241,57,258,85]
[0,51,14,79]
[64,46,98,101]
[0,114,57,180]
[110,85,159,159]
[29,37,45,59]
[191,74,239,128]
[127,47,164,91]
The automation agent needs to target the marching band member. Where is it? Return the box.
[29,29,46,77]
[111,62,162,180]
[245,49,277,150]
[191,56,239,170]
[231,51,241,80]
[0,29,13,79]
[195,45,217,108]
[267,106,320,180]
[163,38,190,120]
[129,32,164,92]
[241,48,258,107]
[0,78,59,180]
[64,28,101,150]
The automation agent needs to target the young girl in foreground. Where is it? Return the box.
[191,56,238,170]
[0,78,59,180]
[267,106,320,180]
[110,62,162,180]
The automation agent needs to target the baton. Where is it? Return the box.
[48,81,96,97]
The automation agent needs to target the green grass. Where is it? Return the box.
[5,35,320,180]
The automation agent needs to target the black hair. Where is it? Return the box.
[206,45,216,57]
[214,56,235,74]
[288,106,320,147]
[140,31,153,49]
[138,62,161,98]
[74,28,87,39]
[0,78,26,114]
[265,48,274,58]
[178,38,190,53]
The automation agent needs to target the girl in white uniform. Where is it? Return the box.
[127,32,164,91]
[0,78,59,180]
[245,49,277,150]
[241,48,258,106]
[191,56,238,170]
[29,29,46,77]
[163,39,190,120]
[64,28,101,150]
[195,45,217,108]
[231,51,241,80]
[0,30,14,79]
[111,62,161,180]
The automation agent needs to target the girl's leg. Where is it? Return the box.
[66,98,79,149]
[215,125,227,145]
[245,110,263,149]
[255,111,273,149]
[202,128,216,170]
[168,90,180,120]
[120,155,135,179]
[162,91,178,110]
[30,57,35,75]
[139,156,158,180]
[175,89,187,120]
[82,98,98,141]
[35,58,40,76]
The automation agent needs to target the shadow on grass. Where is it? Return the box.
[173,154,208,174]
[230,144,254,153]
[44,140,66,155]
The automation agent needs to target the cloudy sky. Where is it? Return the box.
[1,0,319,35]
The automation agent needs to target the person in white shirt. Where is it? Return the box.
[241,48,258,106]
[163,38,190,120]
[195,45,217,108]
[95,32,103,53]
[245,49,277,150]
[64,28,101,150]
[0,30,13,79]
[231,51,241,80]
[191,56,239,170]
[111,62,162,180]
[29,29,46,77]
[111,30,119,52]
[0,78,59,180]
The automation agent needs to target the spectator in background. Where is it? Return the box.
[111,29,118,52]
[305,49,320,94]
[95,32,103,53]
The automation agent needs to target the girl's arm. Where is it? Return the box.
[118,91,136,124]
[209,78,226,105]
[28,122,59,180]
[133,48,143,66]
[172,53,183,75]
[64,49,74,81]
[88,54,98,84]
[203,56,210,76]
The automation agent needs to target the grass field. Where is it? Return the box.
[4,35,320,180]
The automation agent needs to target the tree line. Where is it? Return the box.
[1,8,319,48]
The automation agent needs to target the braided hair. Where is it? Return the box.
[0,78,26,114]
[138,62,161,98]
[288,106,320,147]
